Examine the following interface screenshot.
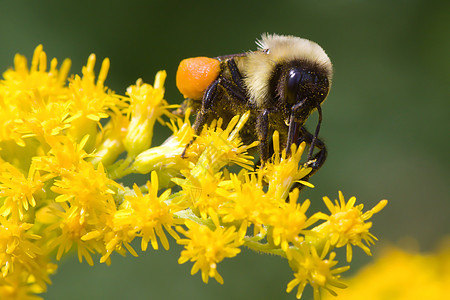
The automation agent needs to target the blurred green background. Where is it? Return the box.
[1,0,448,299]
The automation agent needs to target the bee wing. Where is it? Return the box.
[214,53,248,62]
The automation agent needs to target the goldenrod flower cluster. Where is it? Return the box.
[322,240,450,300]
[0,46,387,299]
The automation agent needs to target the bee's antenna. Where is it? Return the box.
[307,106,322,161]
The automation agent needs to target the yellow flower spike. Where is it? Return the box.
[85,54,96,78]
[32,135,92,177]
[0,45,390,299]
[314,191,388,262]
[272,130,280,158]
[322,241,450,300]
[48,57,58,75]
[91,112,129,167]
[30,45,43,73]
[0,162,44,221]
[171,112,259,220]
[38,51,47,72]
[174,167,224,221]
[57,58,72,84]
[191,113,257,172]
[0,216,42,278]
[46,205,98,266]
[96,57,110,88]
[124,72,171,157]
[110,171,181,255]
[0,256,56,299]
[362,199,388,219]
[264,134,312,200]
[13,53,28,74]
[266,188,318,252]
[67,54,122,151]
[51,160,119,211]
[43,158,122,265]
[0,45,73,153]
[130,111,194,185]
[177,220,243,284]
[286,244,349,300]
[100,230,137,264]
[153,69,166,90]
[227,110,250,141]
[218,172,270,232]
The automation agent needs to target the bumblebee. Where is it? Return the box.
[176,34,332,178]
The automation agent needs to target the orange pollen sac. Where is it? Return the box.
[176,57,220,100]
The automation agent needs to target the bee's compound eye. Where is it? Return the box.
[285,69,303,104]
[176,57,220,100]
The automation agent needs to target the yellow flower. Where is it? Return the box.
[0,162,44,221]
[312,191,388,262]
[51,161,119,211]
[175,168,224,222]
[44,205,99,266]
[172,112,257,221]
[67,54,124,152]
[31,134,92,178]
[0,258,56,300]
[0,45,72,167]
[322,240,450,300]
[90,112,129,167]
[286,244,349,300]
[123,72,172,157]
[264,131,313,200]
[0,216,42,278]
[267,189,318,252]
[217,131,315,239]
[100,171,181,263]
[45,161,121,265]
[130,114,194,187]
[186,111,258,172]
[218,172,270,234]
[0,45,389,299]
[177,220,244,284]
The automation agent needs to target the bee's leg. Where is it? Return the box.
[292,126,327,190]
[307,106,323,162]
[219,59,248,104]
[220,79,247,103]
[181,80,221,158]
[298,126,327,174]
[256,109,270,162]
[227,59,245,90]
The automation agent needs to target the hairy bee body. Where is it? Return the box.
[176,34,332,179]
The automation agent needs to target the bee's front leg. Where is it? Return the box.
[296,126,328,184]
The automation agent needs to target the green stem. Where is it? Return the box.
[243,238,287,258]
[108,156,134,179]
[173,209,215,229]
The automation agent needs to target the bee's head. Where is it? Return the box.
[282,61,330,122]
[253,34,332,123]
